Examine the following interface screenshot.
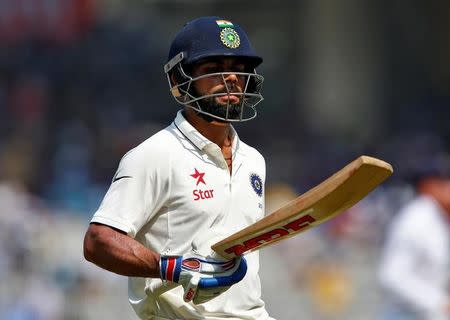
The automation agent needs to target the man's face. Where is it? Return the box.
[423,177,450,216]
[190,57,249,120]
[436,178,450,215]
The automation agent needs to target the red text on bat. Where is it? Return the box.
[224,214,316,256]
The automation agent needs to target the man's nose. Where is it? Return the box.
[224,72,238,83]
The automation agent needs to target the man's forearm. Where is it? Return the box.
[84,223,161,278]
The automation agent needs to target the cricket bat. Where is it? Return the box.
[212,155,393,259]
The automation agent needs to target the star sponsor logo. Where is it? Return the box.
[193,189,215,201]
[190,168,206,186]
[190,168,215,201]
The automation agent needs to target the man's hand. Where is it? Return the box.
[159,254,247,304]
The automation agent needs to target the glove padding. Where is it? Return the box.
[159,254,247,304]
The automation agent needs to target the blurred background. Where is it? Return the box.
[0,0,449,319]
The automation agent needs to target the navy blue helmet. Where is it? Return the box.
[164,16,264,122]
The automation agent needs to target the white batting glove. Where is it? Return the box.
[159,254,247,304]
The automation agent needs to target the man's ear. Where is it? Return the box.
[169,72,182,97]
[170,72,178,86]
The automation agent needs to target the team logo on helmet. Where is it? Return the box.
[250,173,263,197]
[220,28,240,48]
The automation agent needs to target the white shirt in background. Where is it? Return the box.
[378,195,450,320]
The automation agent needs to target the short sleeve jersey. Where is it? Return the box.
[91,111,272,320]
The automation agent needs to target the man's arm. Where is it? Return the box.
[83,222,248,304]
[83,223,160,278]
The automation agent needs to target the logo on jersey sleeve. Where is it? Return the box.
[250,173,263,197]
[190,168,214,201]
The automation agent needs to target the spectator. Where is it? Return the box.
[378,152,450,320]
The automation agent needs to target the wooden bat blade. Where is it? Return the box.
[212,155,393,259]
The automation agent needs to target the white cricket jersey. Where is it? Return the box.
[378,195,450,320]
[91,111,273,320]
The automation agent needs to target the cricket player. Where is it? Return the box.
[84,16,274,320]
[378,156,450,320]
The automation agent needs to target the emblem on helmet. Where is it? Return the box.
[220,28,240,48]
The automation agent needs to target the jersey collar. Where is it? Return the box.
[173,110,239,151]
[174,110,240,170]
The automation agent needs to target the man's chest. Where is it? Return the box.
[167,154,265,235]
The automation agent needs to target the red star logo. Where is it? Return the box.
[190,168,206,186]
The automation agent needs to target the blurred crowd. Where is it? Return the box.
[0,1,449,319]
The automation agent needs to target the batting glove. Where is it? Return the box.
[159,254,247,304]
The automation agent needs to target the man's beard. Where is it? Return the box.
[199,96,243,121]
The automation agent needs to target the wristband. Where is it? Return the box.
[160,255,182,282]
